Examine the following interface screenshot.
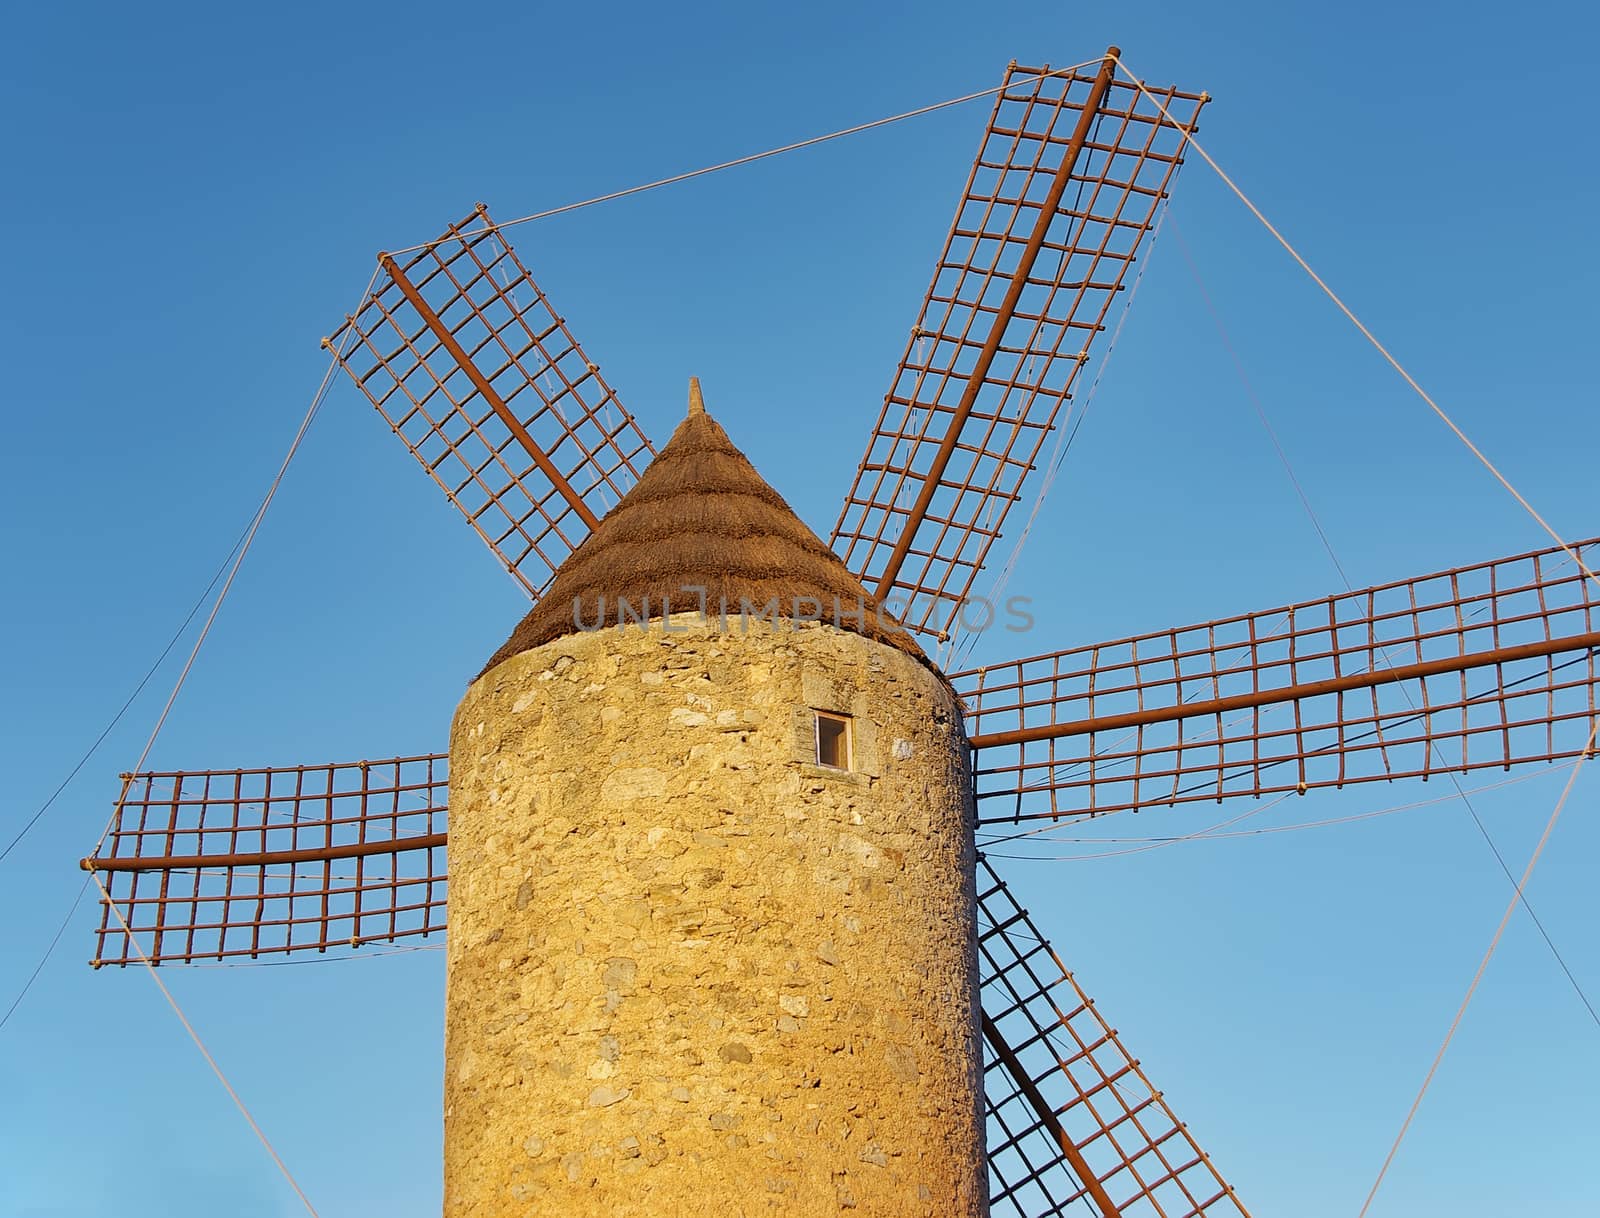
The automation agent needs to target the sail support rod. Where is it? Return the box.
[82,833,449,874]
[981,1013,1122,1217]
[872,45,1121,603]
[969,628,1600,750]
[380,254,600,531]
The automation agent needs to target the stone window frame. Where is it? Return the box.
[791,668,880,783]
[813,710,852,771]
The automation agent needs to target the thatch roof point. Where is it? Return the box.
[480,395,927,676]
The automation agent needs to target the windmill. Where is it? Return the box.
[78,46,1599,1216]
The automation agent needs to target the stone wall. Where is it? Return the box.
[444,615,983,1215]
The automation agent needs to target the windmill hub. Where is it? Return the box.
[444,392,983,1213]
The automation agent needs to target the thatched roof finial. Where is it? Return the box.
[479,389,929,674]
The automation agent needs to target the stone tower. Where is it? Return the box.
[444,381,983,1215]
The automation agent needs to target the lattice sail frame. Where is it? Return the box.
[959,538,1600,824]
[831,59,1206,644]
[979,857,1250,1215]
[329,205,655,598]
[87,757,448,966]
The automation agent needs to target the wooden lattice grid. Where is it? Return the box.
[979,856,1250,1215]
[328,205,655,598]
[959,538,1600,823]
[832,62,1206,642]
[89,755,449,965]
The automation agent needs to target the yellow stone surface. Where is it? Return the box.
[445,615,983,1215]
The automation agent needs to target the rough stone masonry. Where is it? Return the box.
[445,614,984,1215]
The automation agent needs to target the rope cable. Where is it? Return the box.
[384,61,1105,257]
[1,527,247,866]
[1110,53,1598,598]
[978,764,1574,857]
[92,873,321,1217]
[0,877,89,1033]
[90,266,381,855]
[1356,723,1597,1216]
[7,269,378,1042]
[35,267,384,1211]
[1171,219,1600,1032]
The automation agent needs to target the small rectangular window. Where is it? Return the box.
[815,711,851,770]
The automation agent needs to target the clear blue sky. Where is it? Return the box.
[3,2,1597,1214]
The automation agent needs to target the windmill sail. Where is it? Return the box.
[84,756,448,965]
[831,55,1206,644]
[959,538,1600,823]
[980,856,1249,1215]
[328,205,655,599]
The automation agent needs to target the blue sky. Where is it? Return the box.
[2,2,1597,1214]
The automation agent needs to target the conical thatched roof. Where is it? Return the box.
[481,380,925,675]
